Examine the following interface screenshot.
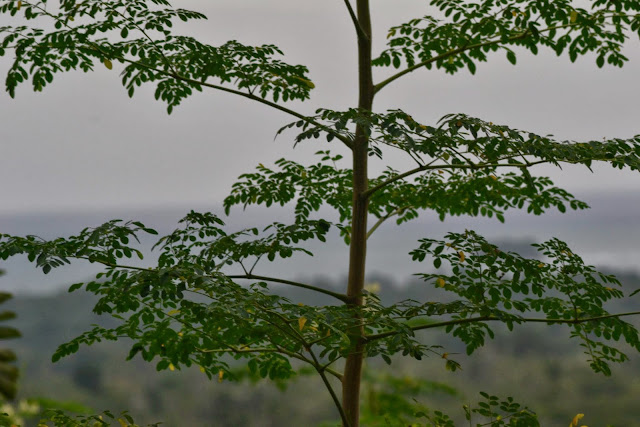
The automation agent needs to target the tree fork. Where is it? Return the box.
[342,1,374,426]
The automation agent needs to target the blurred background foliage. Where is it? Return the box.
[2,268,638,426]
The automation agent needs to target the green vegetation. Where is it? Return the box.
[4,274,640,425]
[2,1,640,426]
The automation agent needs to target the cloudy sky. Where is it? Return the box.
[1,0,639,215]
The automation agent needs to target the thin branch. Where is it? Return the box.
[228,274,350,303]
[374,22,582,94]
[198,347,282,354]
[366,207,405,239]
[342,0,368,41]
[364,311,640,342]
[77,257,152,272]
[167,72,352,149]
[74,258,349,302]
[27,2,353,150]
[308,346,350,427]
[363,159,554,199]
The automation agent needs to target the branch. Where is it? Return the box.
[342,0,369,41]
[308,345,350,427]
[166,72,353,149]
[198,347,282,354]
[366,207,405,239]
[374,22,580,94]
[228,274,350,303]
[73,258,349,303]
[27,2,353,150]
[364,311,640,342]
[363,160,549,199]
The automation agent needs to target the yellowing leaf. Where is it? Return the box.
[167,309,180,316]
[118,418,129,427]
[16,1,22,10]
[169,363,175,371]
[436,277,446,288]
[103,59,113,70]
[298,316,307,331]
[458,251,465,263]
[441,352,449,359]
[218,369,224,383]
[538,263,545,268]
[570,413,584,427]
[199,366,206,373]
[490,175,497,180]
[511,10,517,17]
[364,282,381,293]
[570,10,578,23]
[292,76,315,89]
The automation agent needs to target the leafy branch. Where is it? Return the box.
[364,311,640,342]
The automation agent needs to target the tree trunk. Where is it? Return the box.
[342,1,373,426]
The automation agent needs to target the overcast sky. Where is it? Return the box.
[1,0,640,215]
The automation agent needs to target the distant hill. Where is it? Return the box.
[3,270,640,426]
[2,194,640,295]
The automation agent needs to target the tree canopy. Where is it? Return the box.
[2,1,640,426]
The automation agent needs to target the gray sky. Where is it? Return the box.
[1,0,640,215]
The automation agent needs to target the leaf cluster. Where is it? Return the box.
[375,0,640,75]
[0,0,313,112]
[411,230,640,375]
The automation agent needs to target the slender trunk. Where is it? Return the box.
[342,1,373,426]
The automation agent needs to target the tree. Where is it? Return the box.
[2,0,640,425]
[0,270,19,403]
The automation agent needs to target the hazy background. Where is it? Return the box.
[1,1,640,425]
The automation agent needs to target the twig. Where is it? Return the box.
[342,0,368,41]
[366,207,405,239]
[364,311,640,342]
[374,21,585,94]
[308,346,350,427]
[26,2,353,150]
[363,159,553,199]
[228,274,350,303]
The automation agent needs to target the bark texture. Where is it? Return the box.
[342,1,374,425]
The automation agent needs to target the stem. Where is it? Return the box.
[76,257,348,302]
[366,207,405,239]
[363,159,553,199]
[343,1,374,426]
[364,311,640,342]
[374,21,581,94]
[308,347,350,427]
[342,0,369,41]
[228,274,349,303]
[27,2,353,150]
